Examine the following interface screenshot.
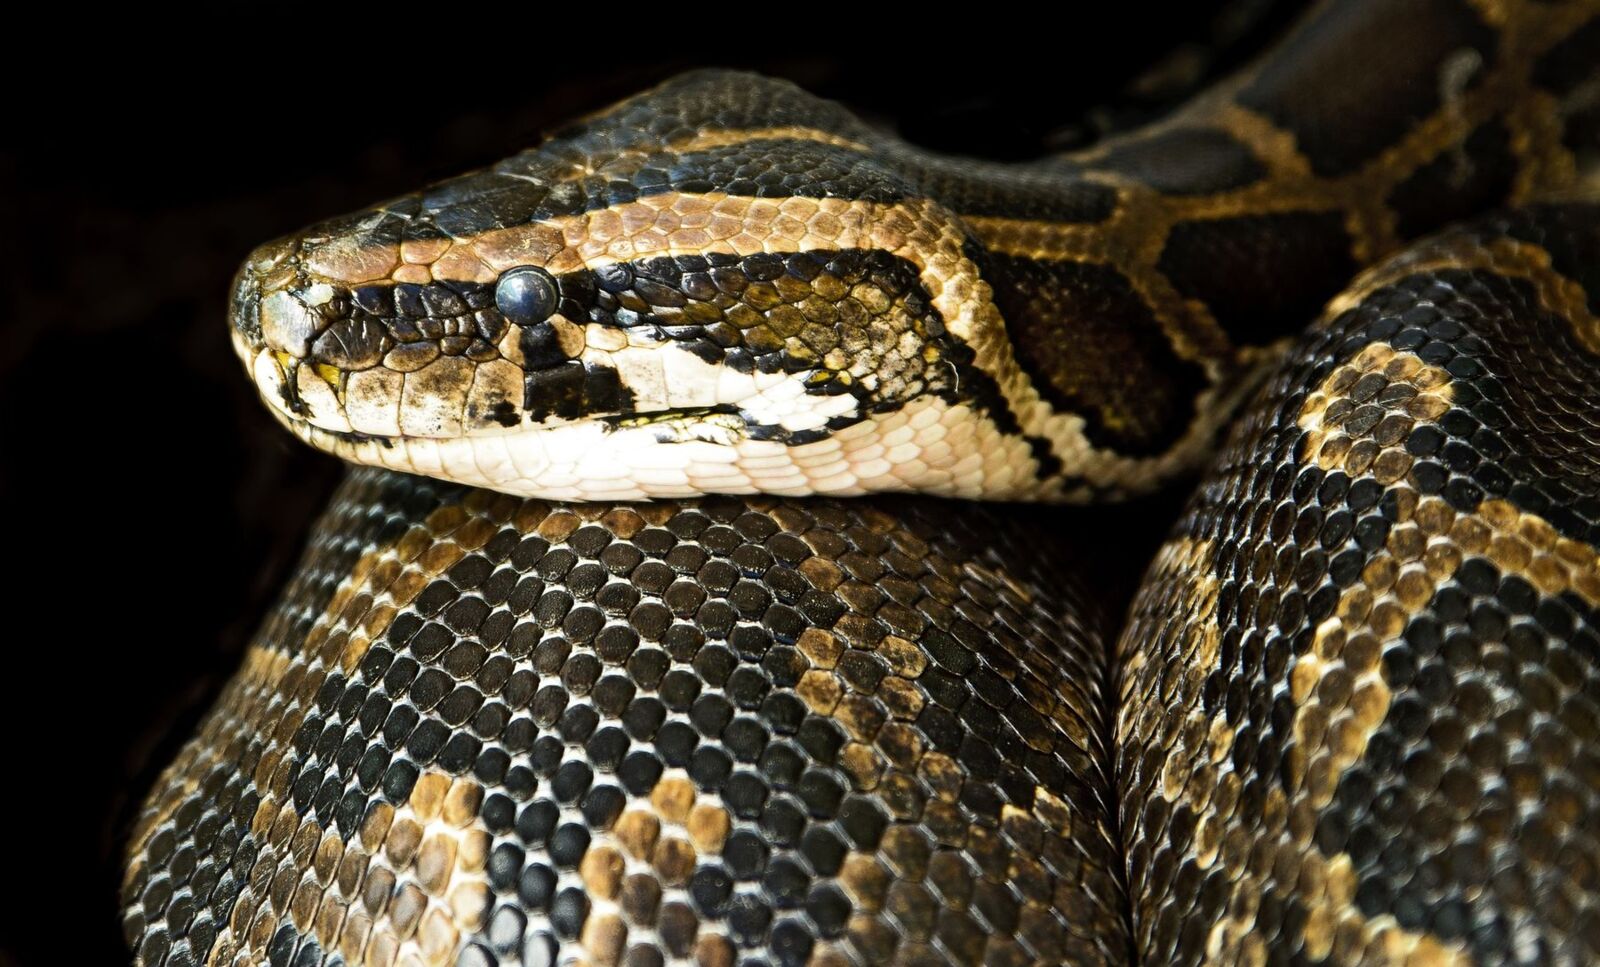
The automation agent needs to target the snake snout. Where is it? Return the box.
[229,266,262,351]
[230,237,302,353]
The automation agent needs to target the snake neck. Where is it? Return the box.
[939,0,1596,496]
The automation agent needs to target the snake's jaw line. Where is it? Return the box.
[266,386,1053,501]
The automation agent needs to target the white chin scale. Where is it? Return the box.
[281,393,1048,502]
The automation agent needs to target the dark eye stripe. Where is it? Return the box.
[496,267,559,326]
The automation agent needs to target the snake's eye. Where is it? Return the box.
[495,266,558,326]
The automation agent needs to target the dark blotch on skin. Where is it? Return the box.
[524,363,587,422]
[1026,436,1065,479]
[982,254,1207,455]
[1090,127,1267,196]
[520,322,568,371]
[312,317,388,370]
[1157,210,1356,346]
[524,362,633,424]
[491,400,520,428]
[1387,121,1515,240]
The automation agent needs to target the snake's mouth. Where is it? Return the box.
[253,377,928,501]
[260,396,761,451]
[243,337,856,450]
[231,269,872,451]
[236,316,862,449]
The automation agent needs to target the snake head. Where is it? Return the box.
[228,72,1028,500]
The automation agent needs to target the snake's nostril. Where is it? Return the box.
[232,237,311,353]
[230,265,263,347]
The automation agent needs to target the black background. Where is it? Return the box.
[1,7,1300,962]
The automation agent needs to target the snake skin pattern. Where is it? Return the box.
[226,0,1595,502]
[1120,203,1600,965]
[121,202,1600,965]
[125,0,1600,965]
[123,475,1126,966]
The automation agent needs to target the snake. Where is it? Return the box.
[121,1,1600,964]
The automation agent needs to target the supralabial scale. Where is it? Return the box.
[124,1,1600,965]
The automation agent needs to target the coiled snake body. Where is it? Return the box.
[124,2,1600,964]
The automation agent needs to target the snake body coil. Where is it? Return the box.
[125,1,1599,964]
[1120,202,1600,964]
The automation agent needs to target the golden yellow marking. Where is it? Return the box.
[1127,540,1473,964]
[212,496,484,703]
[305,362,350,407]
[960,213,1112,263]
[1201,340,1600,964]
[1117,537,1227,835]
[571,769,739,964]
[791,513,1120,965]
[270,350,295,380]
[1302,345,1600,608]
[1298,344,1455,464]
[1204,101,1319,181]
[612,810,660,860]
[663,125,870,155]
[580,845,625,899]
[191,772,491,967]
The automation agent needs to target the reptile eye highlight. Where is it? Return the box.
[495,266,558,326]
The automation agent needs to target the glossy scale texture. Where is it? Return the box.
[124,471,1128,966]
[1119,203,1600,965]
